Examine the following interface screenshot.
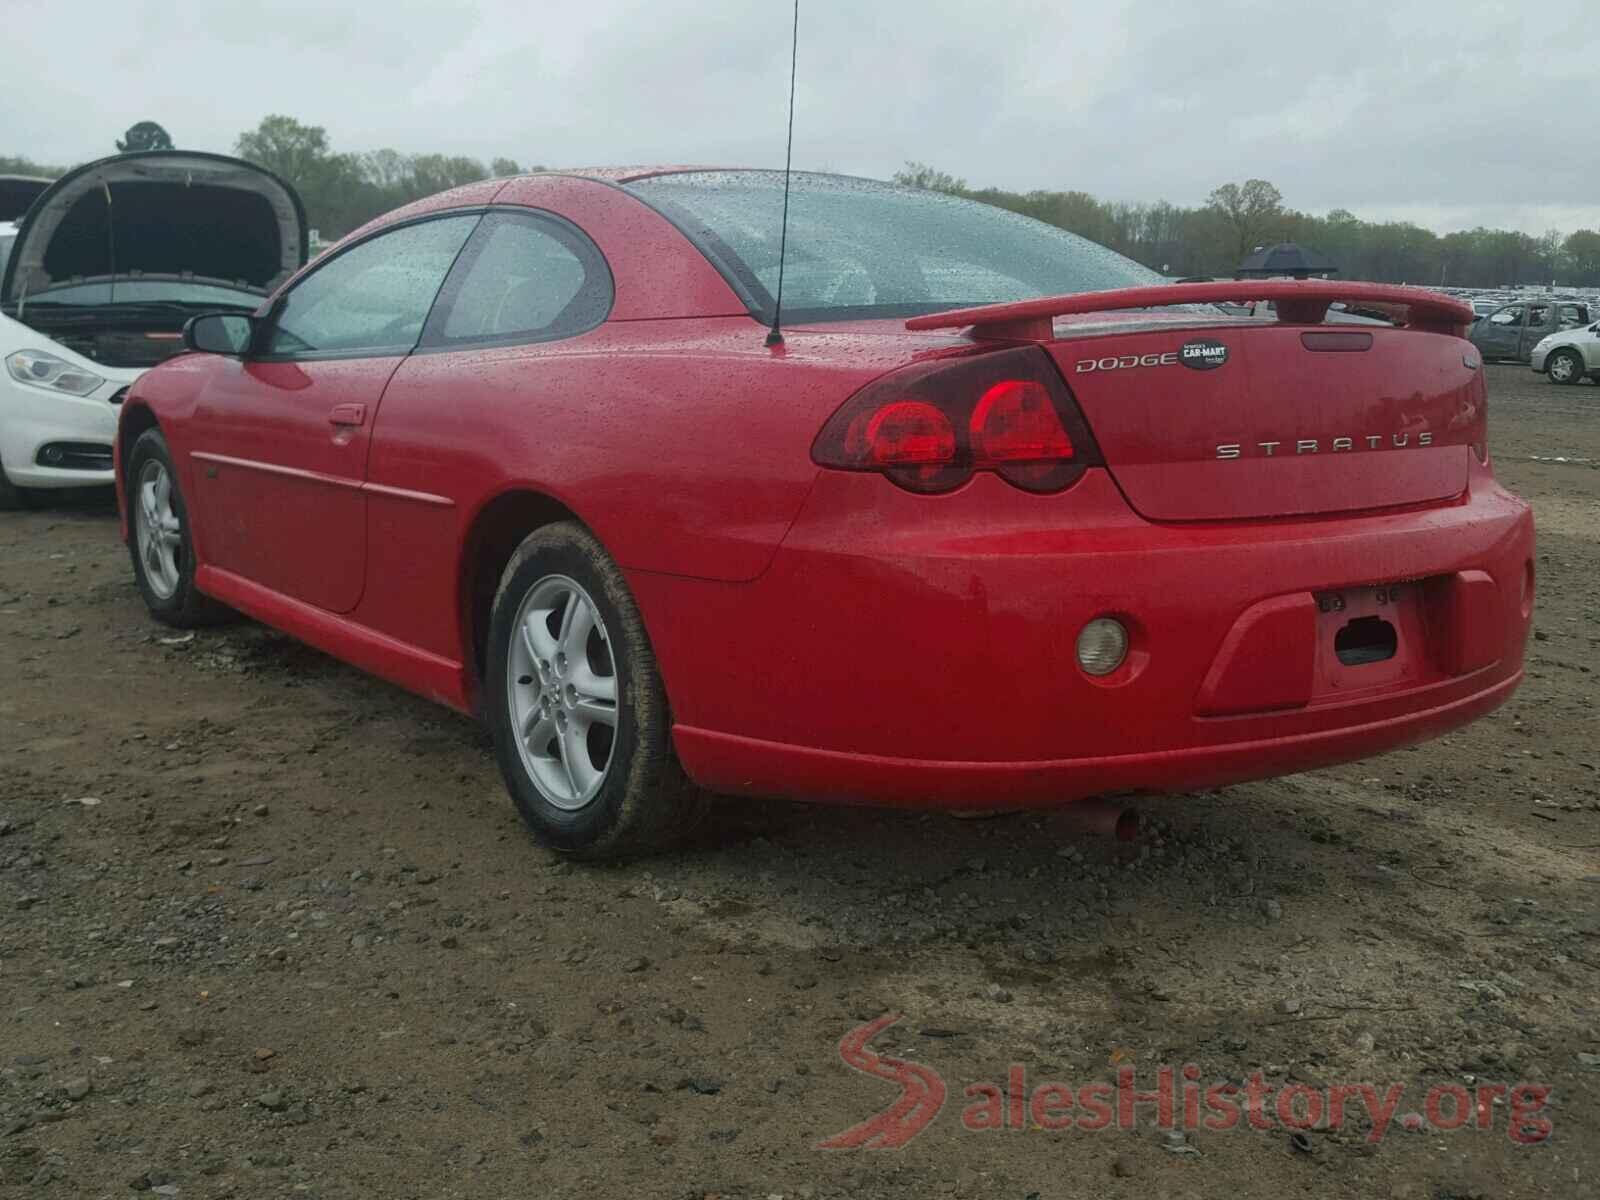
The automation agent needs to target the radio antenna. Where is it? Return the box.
[765,0,800,348]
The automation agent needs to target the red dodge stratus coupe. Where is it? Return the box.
[115,168,1534,856]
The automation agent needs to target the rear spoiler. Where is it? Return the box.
[904,280,1474,341]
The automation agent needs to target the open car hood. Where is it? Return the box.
[1,151,306,305]
[0,176,51,223]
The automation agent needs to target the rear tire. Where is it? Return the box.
[486,522,706,859]
[126,429,231,627]
[1546,348,1583,385]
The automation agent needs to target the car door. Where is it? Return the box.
[1474,304,1523,360]
[359,208,614,657]
[1584,323,1600,373]
[1519,302,1554,359]
[188,213,479,613]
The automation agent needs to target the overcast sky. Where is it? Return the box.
[9,0,1595,236]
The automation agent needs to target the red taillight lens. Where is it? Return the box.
[841,399,960,492]
[849,400,957,466]
[970,380,1074,462]
[812,346,1099,494]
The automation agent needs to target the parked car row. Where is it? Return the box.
[1458,293,1600,383]
[1466,296,1590,366]
[0,151,305,507]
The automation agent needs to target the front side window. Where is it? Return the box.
[266,215,478,356]
[425,210,611,347]
[1489,306,1523,326]
[1527,304,1552,327]
[626,170,1162,323]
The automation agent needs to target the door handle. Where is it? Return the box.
[329,403,367,427]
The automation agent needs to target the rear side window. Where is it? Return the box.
[423,210,611,348]
[266,214,478,357]
[626,170,1160,323]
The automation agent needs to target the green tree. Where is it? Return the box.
[361,148,412,192]
[0,154,63,178]
[1205,179,1285,264]
[215,130,1589,286]
[1563,230,1600,286]
[235,116,392,238]
[407,154,489,196]
[235,115,335,187]
[891,161,967,193]
[116,121,174,152]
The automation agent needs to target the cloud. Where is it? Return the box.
[6,0,1595,234]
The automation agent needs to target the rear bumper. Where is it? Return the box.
[635,462,1532,807]
[672,670,1520,806]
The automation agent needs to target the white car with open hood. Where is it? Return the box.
[0,151,305,506]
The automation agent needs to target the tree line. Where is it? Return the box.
[2,117,535,242]
[894,163,1600,290]
[7,123,1598,287]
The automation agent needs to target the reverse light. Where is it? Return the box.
[1076,618,1129,676]
[6,350,104,397]
[813,346,1099,494]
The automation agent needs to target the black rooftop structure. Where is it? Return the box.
[1236,241,1339,279]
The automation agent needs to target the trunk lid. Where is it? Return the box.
[904,281,1484,522]
[1049,322,1482,521]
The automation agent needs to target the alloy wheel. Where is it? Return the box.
[506,574,619,810]
[1548,352,1576,383]
[135,459,183,600]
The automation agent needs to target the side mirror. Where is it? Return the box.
[183,312,256,357]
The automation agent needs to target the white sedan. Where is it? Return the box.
[1529,319,1600,385]
[1,151,305,508]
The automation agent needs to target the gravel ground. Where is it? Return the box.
[1,364,1596,1199]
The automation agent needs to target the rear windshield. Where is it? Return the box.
[626,170,1161,323]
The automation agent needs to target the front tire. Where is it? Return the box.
[1546,348,1583,385]
[126,429,229,627]
[486,522,705,858]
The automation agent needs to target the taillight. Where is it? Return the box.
[849,401,956,466]
[812,346,1100,494]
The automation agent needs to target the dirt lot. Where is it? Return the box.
[1,364,1596,1199]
